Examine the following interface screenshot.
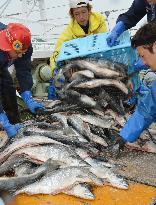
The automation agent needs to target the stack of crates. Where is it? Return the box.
[56,31,139,91]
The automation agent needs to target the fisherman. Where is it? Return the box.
[106,0,156,71]
[50,0,108,75]
[115,22,156,148]
[0,22,45,138]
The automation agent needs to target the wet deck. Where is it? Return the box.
[15,183,156,205]
[0,132,155,205]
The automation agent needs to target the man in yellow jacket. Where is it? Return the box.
[50,0,107,73]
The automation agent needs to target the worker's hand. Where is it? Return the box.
[0,113,24,138]
[106,33,119,47]
[106,21,125,47]
[21,91,45,114]
[133,58,149,71]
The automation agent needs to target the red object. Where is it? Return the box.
[0,23,31,51]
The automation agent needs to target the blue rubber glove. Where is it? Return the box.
[106,21,125,47]
[21,91,45,114]
[119,109,151,143]
[0,113,24,138]
[133,58,149,71]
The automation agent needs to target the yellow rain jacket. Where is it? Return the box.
[50,12,107,73]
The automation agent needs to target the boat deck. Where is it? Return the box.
[15,184,156,205]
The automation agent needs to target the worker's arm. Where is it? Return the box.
[117,0,147,30]
[50,26,74,73]
[14,44,45,114]
[106,0,146,47]
[0,51,24,138]
[14,44,33,92]
[119,80,156,142]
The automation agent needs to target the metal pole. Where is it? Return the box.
[38,0,47,34]
[22,0,28,23]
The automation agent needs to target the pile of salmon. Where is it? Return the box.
[0,58,155,200]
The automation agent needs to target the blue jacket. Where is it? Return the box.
[0,22,33,112]
[117,0,156,29]
[120,80,156,142]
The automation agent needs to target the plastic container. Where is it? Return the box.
[56,31,139,92]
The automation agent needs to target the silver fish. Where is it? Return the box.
[70,70,94,81]
[99,89,126,115]
[91,109,106,117]
[0,155,29,176]
[16,166,103,195]
[85,157,128,189]
[0,135,63,164]
[59,90,99,109]
[68,116,107,146]
[64,78,87,90]
[41,99,61,108]
[14,162,39,177]
[64,60,121,78]
[77,114,114,129]
[105,109,127,127]
[88,58,127,76]
[67,116,91,142]
[11,144,89,167]
[0,160,47,191]
[14,159,60,177]
[50,113,75,135]
[79,94,99,108]
[24,128,99,154]
[63,183,95,200]
[76,149,112,168]
[0,134,8,150]
[24,127,83,143]
[74,79,128,94]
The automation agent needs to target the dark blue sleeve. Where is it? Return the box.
[117,0,147,29]
[0,52,10,113]
[14,44,33,93]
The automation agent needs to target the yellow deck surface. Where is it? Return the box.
[0,133,155,205]
[15,183,156,205]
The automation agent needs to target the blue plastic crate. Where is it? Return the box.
[56,31,139,91]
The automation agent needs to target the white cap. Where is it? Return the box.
[69,0,89,9]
